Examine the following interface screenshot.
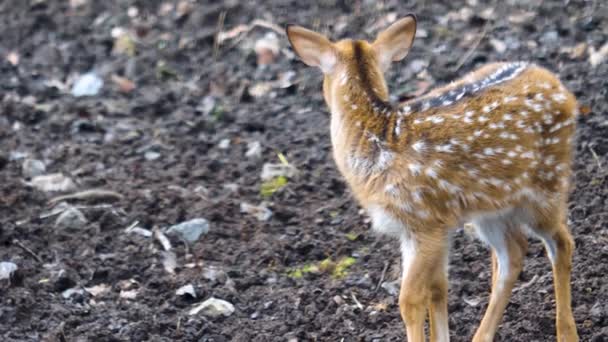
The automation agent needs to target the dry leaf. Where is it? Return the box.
[111,75,136,93]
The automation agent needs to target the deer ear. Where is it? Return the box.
[372,14,417,71]
[286,25,337,74]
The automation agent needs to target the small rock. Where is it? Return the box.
[218,138,231,149]
[21,158,46,178]
[128,227,153,237]
[144,151,161,161]
[85,284,111,297]
[71,72,103,97]
[380,280,399,296]
[223,183,239,193]
[29,173,77,192]
[463,296,482,307]
[245,141,262,159]
[0,262,18,280]
[589,42,608,67]
[189,297,235,317]
[261,163,297,181]
[54,207,88,230]
[176,284,197,298]
[120,289,138,300]
[202,265,228,283]
[254,32,280,66]
[489,38,507,54]
[162,251,177,275]
[9,151,28,161]
[62,287,85,299]
[539,31,559,46]
[166,218,209,243]
[590,301,605,318]
[407,59,428,74]
[240,202,273,221]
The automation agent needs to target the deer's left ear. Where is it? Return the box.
[372,14,417,71]
[286,25,337,74]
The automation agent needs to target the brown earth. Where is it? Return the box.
[1,0,607,341]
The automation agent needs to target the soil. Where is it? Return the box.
[1,0,607,341]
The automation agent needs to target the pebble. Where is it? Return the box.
[218,138,231,149]
[0,262,18,280]
[166,218,209,243]
[21,158,46,178]
[261,163,297,181]
[62,287,85,299]
[189,297,235,317]
[240,202,273,221]
[29,173,77,192]
[176,284,197,298]
[71,72,104,97]
[128,227,153,237]
[202,265,228,283]
[144,151,161,161]
[245,141,262,159]
[54,207,88,230]
[380,280,400,296]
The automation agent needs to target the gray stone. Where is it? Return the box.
[0,262,18,280]
[71,72,103,97]
[22,158,46,178]
[166,218,209,243]
[55,207,88,230]
[245,141,262,159]
[189,297,235,317]
[144,151,161,161]
[29,173,77,192]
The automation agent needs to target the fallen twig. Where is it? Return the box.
[213,10,226,60]
[154,228,172,251]
[39,204,114,220]
[13,239,43,263]
[217,19,285,45]
[350,292,364,310]
[589,146,604,171]
[452,18,492,72]
[375,260,390,292]
[48,189,124,204]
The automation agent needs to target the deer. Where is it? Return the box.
[286,14,579,342]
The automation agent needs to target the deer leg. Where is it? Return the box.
[532,219,579,342]
[428,253,450,342]
[399,233,448,342]
[472,223,528,342]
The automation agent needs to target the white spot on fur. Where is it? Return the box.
[551,93,567,103]
[408,163,422,176]
[412,141,426,153]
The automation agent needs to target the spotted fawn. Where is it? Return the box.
[286,14,579,342]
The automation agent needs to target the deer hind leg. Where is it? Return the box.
[472,213,528,342]
[527,210,579,342]
[428,250,450,342]
[399,232,449,342]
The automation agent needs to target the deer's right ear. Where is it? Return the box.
[372,14,417,71]
[286,25,337,74]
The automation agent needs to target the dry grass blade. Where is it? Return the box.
[154,228,172,251]
[13,239,43,263]
[452,19,492,72]
[48,189,124,204]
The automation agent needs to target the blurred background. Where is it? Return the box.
[1,0,607,341]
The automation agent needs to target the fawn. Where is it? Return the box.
[286,14,579,342]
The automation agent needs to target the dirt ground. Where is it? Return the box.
[1,0,607,341]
